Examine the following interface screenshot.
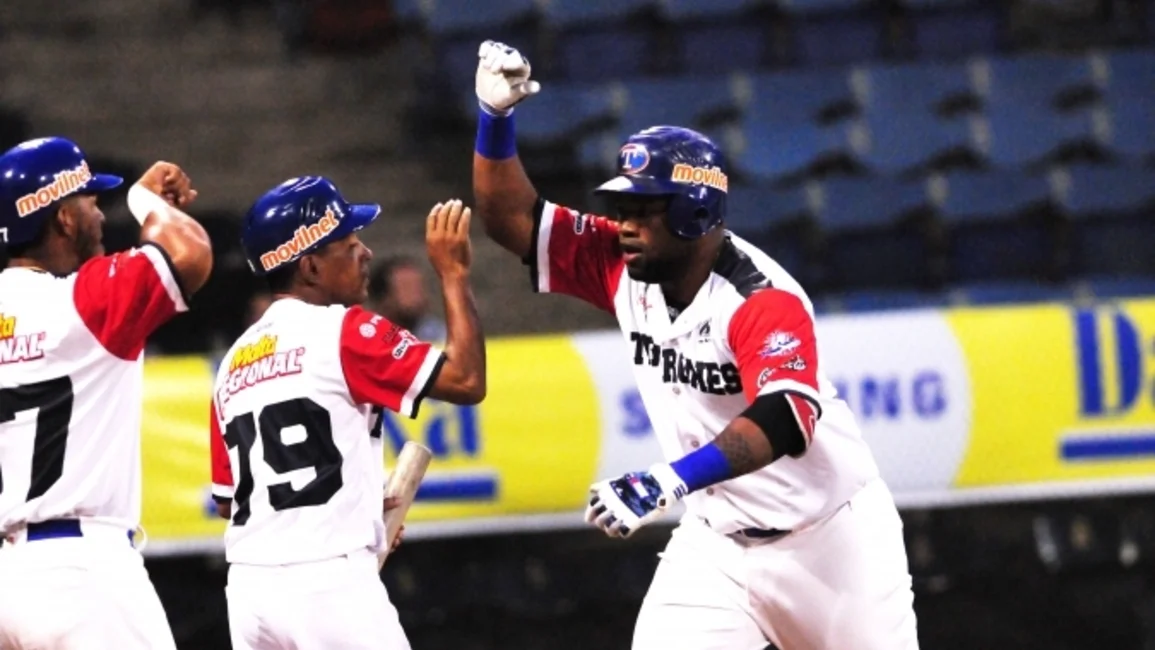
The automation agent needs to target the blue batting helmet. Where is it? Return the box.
[242,176,381,276]
[0,137,123,247]
[593,126,728,240]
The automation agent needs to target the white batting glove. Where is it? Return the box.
[584,463,688,539]
[476,39,541,116]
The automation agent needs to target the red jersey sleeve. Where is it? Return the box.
[339,306,445,419]
[73,243,189,360]
[728,288,822,446]
[525,197,626,313]
[210,399,234,502]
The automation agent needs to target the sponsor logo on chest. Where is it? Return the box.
[629,331,741,396]
[0,313,46,365]
[219,334,305,404]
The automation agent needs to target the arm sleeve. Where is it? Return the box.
[727,289,823,448]
[73,243,190,360]
[522,197,626,314]
[339,306,445,419]
[210,400,234,503]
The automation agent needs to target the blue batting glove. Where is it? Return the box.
[584,464,687,539]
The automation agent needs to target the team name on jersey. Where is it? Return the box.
[629,332,742,396]
[218,334,305,404]
[0,313,46,365]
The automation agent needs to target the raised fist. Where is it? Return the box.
[475,40,541,115]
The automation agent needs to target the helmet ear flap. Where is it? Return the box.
[665,188,723,240]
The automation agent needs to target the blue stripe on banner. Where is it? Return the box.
[415,475,498,501]
[1061,431,1155,460]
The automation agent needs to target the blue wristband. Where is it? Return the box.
[669,444,733,494]
[476,107,517,160]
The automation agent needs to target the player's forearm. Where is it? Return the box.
[431,274,486,404]
[472,109,538,259]
[138,203,213,295]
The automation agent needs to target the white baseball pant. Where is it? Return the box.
[226,547,411,650]
[0,520,177,650]
[632,478,919,650]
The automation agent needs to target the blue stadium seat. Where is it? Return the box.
[937,170,1057,283]
[726,185,811,236]
[1104,50,1155,94]
[947,280,1073,306]
[861,113,973,174]
[1104,91,1155,160]
[857,61,974,117]
[677,22,768,75]
[904,1,1002,59]
[538,0,649,27]
[743,69,855,126]
[438,37,490,88]
[981,105,1099,167]
[426,0,535,35]
[1076,275,1155,300]
[513,83,622,144]
[1054,164,1155,216]
[733,120,856,181]
[818,176,933,291]
[662,0,754,20]
[560,28,652,81]
[616,76,734,137]
[978,53,1096,107]
[790,10,885,66]
[825,289,949,313]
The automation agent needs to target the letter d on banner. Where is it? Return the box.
[1075,307,1142,417]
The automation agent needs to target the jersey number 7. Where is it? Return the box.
[223,397,344,526]
[0,377,73,501]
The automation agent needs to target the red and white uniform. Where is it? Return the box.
[210,297,441,650]
[530,199,918,650]
[0,244,186,650]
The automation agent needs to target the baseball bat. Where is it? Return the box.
[378,441,432,571]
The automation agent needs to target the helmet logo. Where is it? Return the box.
[258,208,339,271]
[619,144,650,175]
[14,161,93,218]
[671,163,728,193]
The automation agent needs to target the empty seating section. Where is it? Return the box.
[404,0,1155,312]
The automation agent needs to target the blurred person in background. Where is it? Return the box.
[0,137,212,649]
[368,255,448,344]
[209,177,485,650]
[472,40,918,650]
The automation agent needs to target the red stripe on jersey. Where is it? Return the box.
[727,288,820,404]
[339,306,438,415]
[73,244,185,360]
[537,202,625,314]
[785,392,819,445]
[210,399,233,494]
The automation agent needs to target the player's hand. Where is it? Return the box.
[585,464,688,539]
[476,40,541,115]
[136,162,198,208]
[426,199,472,280]
[383,496,405,553]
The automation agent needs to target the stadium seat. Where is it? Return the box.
[902,0,1002,59]
[1104,49,1155,94]
[732,119,856,182]
[1076,275,1155,300]
[675,21,768,75]
[936,170,1058,283]
[980,104,1099,168]
[1104,91,1155,160]
[559,27,653,81]
[726,184,811,236]
[860,113,974,174]
[855,60,975,117]
[513,82,622,144]
[615,76,734,137]
[742,69,855,126]
[976,53,1097,108]
[823,288,949,313]
[661,0,755,20]
[425,0,535,35]
[789,8,885,67]
[946,280,1073,306]
[1053,163,1155,217]
[817,176,934,291]
[537,0,649,27]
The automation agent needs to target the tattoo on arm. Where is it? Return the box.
[712,416,775,478]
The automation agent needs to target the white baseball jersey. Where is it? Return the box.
[0,245,188,534]
[529,199,881,533]
[210,297,443,566]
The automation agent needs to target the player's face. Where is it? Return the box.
[65,194,106,262]
[314,232,374,307]
[613,196,693,284]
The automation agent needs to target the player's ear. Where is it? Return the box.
[53,200,78,240]
[298,253,323,287]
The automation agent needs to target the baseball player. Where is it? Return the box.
[0,137,212,648]
[208,177,485,650]
[472,41,919,650]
